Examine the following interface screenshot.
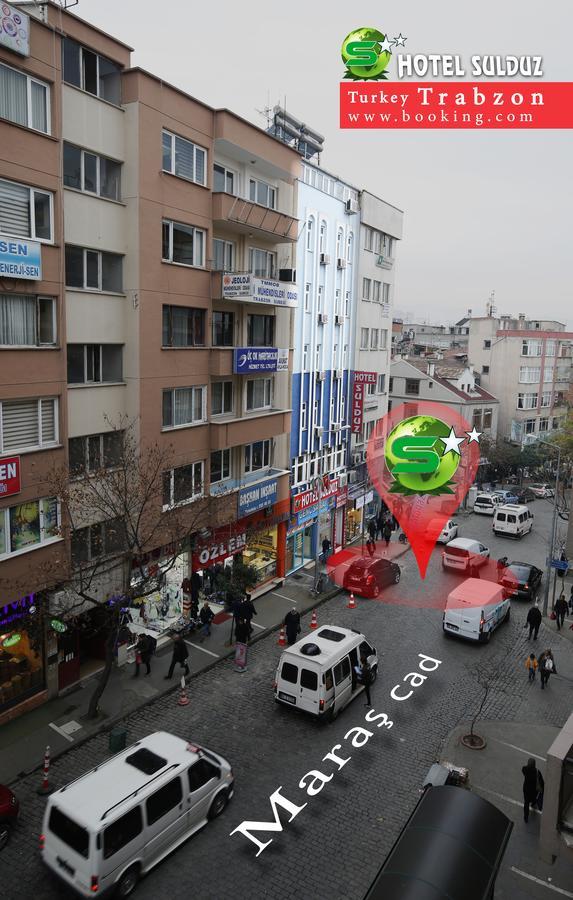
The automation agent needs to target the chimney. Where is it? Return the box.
[427,362,435,377]
[467,308,472,317]
[518,313,525,329]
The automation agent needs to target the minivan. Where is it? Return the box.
[274,626,378,720]
[443,579,510,642]
[41,732,234,897]
[493,504,533,538]
[442,538,490,575]
[473,493,502,516]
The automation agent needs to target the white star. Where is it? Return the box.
[379,36,394,54]
[441,427,465,456]
[466,427,482,444]
[393,33,407,48]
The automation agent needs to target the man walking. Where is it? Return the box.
[164,633,189,679]
[321,537,331,562]
[526,604,542,640]
[383,520,392,550]
[284,607,301,646]
[555,593,568,630]
[540,650,556,690]
[359,654,373,707]
[199,600,215,642]
[522,758,543,823]
[241,593,257,637]
[133,633,153,677]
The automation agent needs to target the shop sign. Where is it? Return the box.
[336,487,348,508]
[351,372,377,434]
[355,490,374,510]
[192,530,247,570]
[238,477,278,517]
[222,273,298,308]
[0,455,21,498]
[296,494,336,527]
[0,237,41,279]
[0,592,36,629]
[50,618,67,633]
[2,633,22,648]
[233,348,289,374]
[292,478,339,515]
[0,3,30,57]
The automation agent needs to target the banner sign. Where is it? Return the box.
[296,494,336,527]
[0,3,30,57]
[233,348,289,373]
[238,477,278,517]
[292,478,339,515]
[336,487,348,508]
[222,274,298,307]
[351,372,377,434]
[0,455,20,497]
[0,237,41,279]
[192,528,247,570]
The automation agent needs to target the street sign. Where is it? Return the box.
[551,559,568,572]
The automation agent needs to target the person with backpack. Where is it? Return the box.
[540,649,556,689]
[164,633,189,679]
[133,632,153,677]
[199,600,215,643]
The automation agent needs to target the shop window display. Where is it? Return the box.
[0,595,44,712]
[241,527,278,584]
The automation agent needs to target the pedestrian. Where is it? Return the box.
[321,537,331,561]
[525,604,542,640]
[133,633,152,677]
[368,519,377,542]
[164,633,189,679]
[497,557,508,581]
[241,594,257,637]
[366,537,375,558]
[522,758,543,823]
[569,583,573,615]
[199,600,215,642]
[358,654,373,707]
[540,650,556,689]
[234,617,250,645]
[555,593,568,630]
[284,607,301,646]
[383,521,392,549]
[376,511,384,540]
[525,653,538,682]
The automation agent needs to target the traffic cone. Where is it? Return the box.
[347,593,356,609]
[37,745,53,795]
[177,675,190,706]
[277,625,286,646]
[310,610,318,629]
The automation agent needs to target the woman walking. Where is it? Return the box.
[522,758,544,823]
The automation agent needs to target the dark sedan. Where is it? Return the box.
[514,487,537,504]
[0,784,19,850]
[500,562,543,601]
[343,557,401,598]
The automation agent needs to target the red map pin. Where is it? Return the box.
[366,401,480,579]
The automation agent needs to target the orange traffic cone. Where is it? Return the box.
[347,593,356,609]
[277,625,286,646]
[177,675,190,706]
[310,610,318,629]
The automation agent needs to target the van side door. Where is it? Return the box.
[187,759,221,829]
[101,807,143,889]
[332,655,352,712]
[143,776,187,867]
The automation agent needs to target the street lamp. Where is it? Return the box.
[537,438,562,616]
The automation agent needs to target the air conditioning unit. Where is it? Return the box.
[348,469,359,484]
[345,198,359,214]
[337,258,347,269]
[316,371,326,381]
[319,253,331,265]
[338,472,348,488]
[317,312,329,325]
[335,315,344,326]
[315,426,324,437]
[279,267,296,283]
[333,368,343,380]
[331,423,341,433]
[351,451,365,465]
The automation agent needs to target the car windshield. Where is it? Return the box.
[506,565,531,580]
[445,546,469,558]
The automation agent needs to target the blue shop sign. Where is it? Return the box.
[296,495,336,527]
[238,477,278,516]
[0,237,41,280]
[233,347,289,374]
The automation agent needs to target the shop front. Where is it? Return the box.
[0,592,45,720]
[287,479,339,573]
[346,484,375,544]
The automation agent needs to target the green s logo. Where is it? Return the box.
[345,41,378,67]
[341,27,392,81]
[389,436,441,474]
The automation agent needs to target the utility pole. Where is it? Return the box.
[312,460,324,593]
[538,439,561,616]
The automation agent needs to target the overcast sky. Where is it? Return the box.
[75,0,572,328]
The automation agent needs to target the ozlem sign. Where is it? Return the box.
[192,531,247,570]
[0,455,20,497]
[351,371,377,434]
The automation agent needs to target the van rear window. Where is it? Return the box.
[300,669,318,691]
[281,662,298,684]
[445,547,469,558]
[49,807,89,858]
[496,513,506,522]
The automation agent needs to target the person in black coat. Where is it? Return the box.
[368,519,377,542]
[165,633,189,679]
[234,618,250,644]
[359,654,373,707]
[134,633,152,677]
[383,521,392,548]
[526,604,542,640]
[284,608,301,645]
[522,758,543,822]
[555,594,568,630]
[241,595,257,636]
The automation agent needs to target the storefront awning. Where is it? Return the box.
[363,785,513,900]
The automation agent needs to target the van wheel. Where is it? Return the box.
[394,570,401,584]
[504,607,511,623]
[483,630,491,644]
[208,790,229,820]
[116,865,140,898]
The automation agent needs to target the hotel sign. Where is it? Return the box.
[0,237,41,279]
[222,274,298,308]
[351,371,377,434]
[0,3,30,57]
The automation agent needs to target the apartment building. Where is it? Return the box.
[468,315,572,445]
[392,315,470,357]
[0,1,299,721]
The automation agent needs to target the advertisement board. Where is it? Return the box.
[0,3,30,57]
[222,274,298,308]
[233,348,289,373]
[0,238,41,280]
[351,372,377,434]
[238,477,278,517]
[0,455,21,498]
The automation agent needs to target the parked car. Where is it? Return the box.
[342,557,401,598]
[443,579,510,642]
[0,784,19,850]
[431,519,459,544]
[528,483,554,498]
[473,493,502,516]
[492,504,534,538]
[500,561,543,601]
[442,538,490,574]
[493,489,519,504]
[514,487,537,504]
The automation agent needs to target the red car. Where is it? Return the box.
[343,557,401,598]
[0,784,19,850]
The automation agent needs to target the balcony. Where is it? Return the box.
[210,410,291,451]
[211,272,298,308]
[212,192,298,242]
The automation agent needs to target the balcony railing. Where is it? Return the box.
[212,192,298,242]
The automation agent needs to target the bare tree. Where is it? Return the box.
[462,628,512,749]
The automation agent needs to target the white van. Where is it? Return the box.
[41,732,233,898]
[442,537,490,574]
[274,626,378,719]
[443,579,510,642]
[493,504,533,538]
[473,493,502,516]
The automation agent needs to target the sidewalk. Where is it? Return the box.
[0,538,410,785]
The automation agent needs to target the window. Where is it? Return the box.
[552,417,561,430]
[522,339,542,357]
[379,329,388,350]
[306,217,314,251]
[213,163,235,194]
[188,760,219,792]
[68,431,123,477]
[360,328,369,350]
[336,229,343,259]
[212,311,234,347]
[210,449,230,484]
[302,344,309,369]
[483,408,492,429]
[62,38,121,105]
[48,808,88,859]
[301,402,307,432]
[0,397,57,453]
[0,495,59,559]
[211,381,233,416]
[483,340,491,349]
[281,662,298,684]
[63,143,121,200]
[247,378,272,411]
[319,221,327,253]
[67,344,122,385]
[519,366,540,383]
[0,178,52,241]
[524,418,536,434]
[71,517,124,565]
[315,344,321,369]
[163,462,204,508]
[162,386,206,428]
[0,62,50,133]
[213,239,235,272]
[372,281,381,303]
[377,374,386,393]
[370,329,378,350]
[0,293,55,346]
[247,314,274,346]
[146,777,183,827]
[65,245,123,292]
[244,440,271,473]
[162,130,206,186]
[541,391,552,408]
[472,409,482,430]
[405,379,420,396]
[367,382,376,396]
[344,291,350,317]
[249,247,276,278]
[103,808,142,860]
[538,417,549,432]
[300,669,318,691]
[304,283,311,312]
[545,340,557,357]
[249,178,276,209]
[333,656,351,685]
[335,289,341,317]
[162,220,205,267]
[388,377,394,392]
[482,365,490,375]
[347,232,353,261]
[517,392,538,410]
[317,284,324,312]
[362,277,371,301]
[382,283,390,305]
[543,362,555,383]
[364,226,373,251]
[162,305,205,348]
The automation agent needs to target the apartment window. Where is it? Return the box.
[519,366,540,383]
[543,362,555,383]
[212,239,235,272]
[345,291,350,317]
[71,517,124,566]
[367,382,376,396]
[0,62,50,133]
[362,277,371,301]
[301,402,307,431]
[306,217,314,251]
[304,283,311,312]
[334,289,341,317]
[65,246,123,292]
[0,178,52,241]
[244,440,271,473]
[377,374,386,393]
[541,390,552,408]
[472,409,483,430]
[405,379,420,396]
[483,340,491,349]
[303,344,309,369]
[336,229,343,259]
[162,305,205,348]
[212,311,234,347]
[522,339,542,357]
[63,143,121,201]
[247,378,272,411]
[317,284,324,312]
[162,386,206,429]
[211,381,233,416]
[162,130,206,186]
[545,340,557,357]
[249,247,276,278]
[524,419,536,434]
[552,417,561,430]
[370,329,379,350]
[162,220,205,268]
[295,455,305,484]
[0,293,55,346]
[517,392,538,410]
[62,38,121,105]
[249,178,276,209]
[364,226,373,251]
[68,431,123,477]
[482,365,490,375]
[67,344,122,385]
[379,329,388,350]
[382,283,390,305]
[333,343,339,366]
[210,449,230,484]
[360,328,369,350]
[372,281,381,303]
[319,221,327,253]
[538,417,549,433]
[213,164,235,194]
[0,397,58,453]
[162,461,204,508]
[247,314,274,346]
[315,344,322,369]
[0,496,60,560]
